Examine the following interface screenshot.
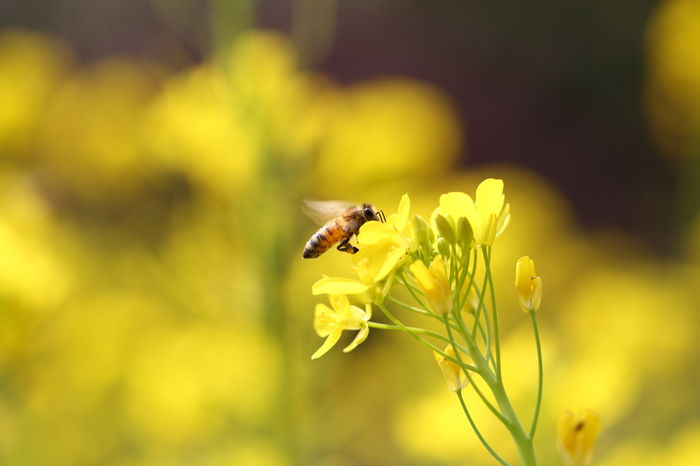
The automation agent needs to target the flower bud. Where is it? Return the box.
[437,237,451,259]
[433,345,468,392]
[434,214,456,244]
[557,410,600,466]
[409,256,452,315]
[457,216,473,246]
[412,214,433,250]
[515,256,542,312]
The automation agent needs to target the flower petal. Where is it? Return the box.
[313,303,336,336]
[328,294,350,314]
[439,192,473,219]
[515,256,534,296]
[395,193,411,231]
[312,277,370,295]
[311,329,343,359]
[475,178,504,217]
[357,221,395,245]
[496,203,511,238]
[374,246,407,282]
[409,259,434,292]
[343,325,369,353]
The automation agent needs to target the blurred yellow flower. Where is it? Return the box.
[0,30,71,155]
[225,31,334,159]
[312,295,371,359]
[141,64,259,195]
[433,345,468,392]
[432,178,511,246]
[353,193,413,284]
[515,256,543,312]
[37,57,157,198]
[125,323,279,444]
[315,79,462,191]
[557,410,601,466]
[0,174,72,310]
[409,256,452,315]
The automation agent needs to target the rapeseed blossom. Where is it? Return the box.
[409,256,452,315]
[309,179,546,465]
[557,410,601,466]
[312,295,371,359]
[431,178,510,246]
[515,256,543,312]
[352,193,413,284]
[433,345,468,392]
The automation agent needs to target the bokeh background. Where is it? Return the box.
[1,0,699,465]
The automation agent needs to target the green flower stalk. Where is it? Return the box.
[309,179,546,466]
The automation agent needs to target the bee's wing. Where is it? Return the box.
[301,199,354,226]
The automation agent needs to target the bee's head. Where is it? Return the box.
[362,203,386,223]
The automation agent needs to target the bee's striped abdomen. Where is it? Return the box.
[302,220,347,258]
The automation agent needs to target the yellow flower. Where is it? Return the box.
[409,256,452,315]
[515,256,543,312]
[432,178,511,246]
[433,345,468,392]
[557,410,601,466]
[352,193,413,284]
[312,275,392,306]
[312,276,370,296]
[312,295,371,359]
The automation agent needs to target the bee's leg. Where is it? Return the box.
[337,238,359,254]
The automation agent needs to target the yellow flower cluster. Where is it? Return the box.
[309,178,549,466]
[309,178,517,357]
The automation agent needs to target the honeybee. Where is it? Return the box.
[302,200,386,259]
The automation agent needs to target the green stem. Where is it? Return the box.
[483,247,502,382]
[377,304,478,372]
[529,311,543,439]
[456,391,510,466]
[452,312,493,379]
[400,272,430,310]
[491,383,537,466]
[386,295,462,333]
[385,295,432,316]
[443,315,510,427]
[453,246,472,313]
[367,321,449,343]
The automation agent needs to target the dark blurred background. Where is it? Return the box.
[0,0,675,250]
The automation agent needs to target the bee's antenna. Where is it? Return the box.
[377,210,386,223]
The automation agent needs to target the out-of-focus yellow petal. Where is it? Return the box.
[475,178,505,217]
[439,192,475,221]
[557,410,601,466]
